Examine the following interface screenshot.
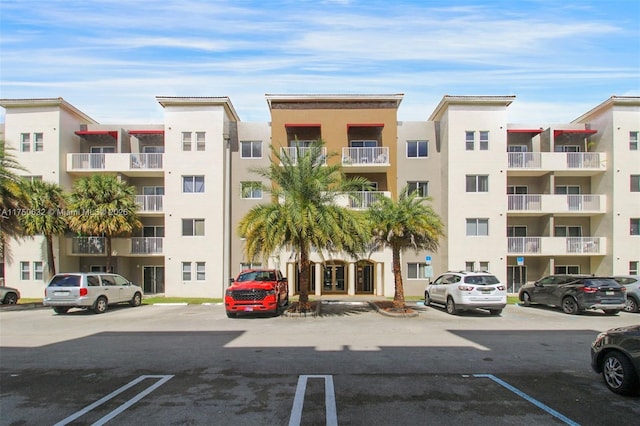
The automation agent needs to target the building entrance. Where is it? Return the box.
[143,266,165,294]
[323,262,346,293]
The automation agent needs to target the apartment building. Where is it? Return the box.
[1,94,638,299]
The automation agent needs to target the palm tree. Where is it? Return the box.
[67,174,141,272]
[237,141,372,311]
[19,179,68,277]
[0,140,28,248]
[367,186,445,311]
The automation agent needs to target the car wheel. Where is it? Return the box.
[603,309,620,316]
[624,296,639,313]
[226,311,237,318]
[93,296,108,314]
[489,309,502,316]
[561,296,579,315]
[445,297,458,315]
[130,292,142,307]
[3,292,18,305]
[602,351,640,395]
[424,292,431,306]
[53,306,69,314]
[521,292,531,307]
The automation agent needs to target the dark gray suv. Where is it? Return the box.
[519,275,626,315]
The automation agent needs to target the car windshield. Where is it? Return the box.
[236,271,275,282]
[48,275,81,287]
[464,275,500,285]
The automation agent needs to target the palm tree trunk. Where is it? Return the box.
[105,236,113,272]
[298,247,311,311]
[46,234,56,276]
[392,246,405,310]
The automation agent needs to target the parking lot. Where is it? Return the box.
[1,302,638,425]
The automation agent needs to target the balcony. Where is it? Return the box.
[280,147,327,165]
[68,237,164,256]
[507,236,605,256]
[507,194,605,216]
[507,152,606,176]
[67,153,164,176]
[135,195,164,215]
[342,147,389,171]
[334,191,391,210]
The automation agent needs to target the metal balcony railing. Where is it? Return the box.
[135,195,164,213]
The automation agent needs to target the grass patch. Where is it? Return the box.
[18,298,43,304]
[507,295,520,304]
[143,297,222,305]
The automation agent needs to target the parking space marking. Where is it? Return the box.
[474,374,580,426]
[53,374,174,426]
[289,374,337,426]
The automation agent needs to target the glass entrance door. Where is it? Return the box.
[323,263,346,293]
[356,262,374,293]
[143,266,165,294]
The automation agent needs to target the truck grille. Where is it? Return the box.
[230,289,267,301]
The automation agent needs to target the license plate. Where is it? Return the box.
[54,291,70,296]
[605,291,614,296]
[244,306,253,312]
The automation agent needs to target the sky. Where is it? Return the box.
[1,0,639,125]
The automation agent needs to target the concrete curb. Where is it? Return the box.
[368,301,420,318]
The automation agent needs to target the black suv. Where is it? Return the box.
[519,275,626,315]
[591,325,640,395]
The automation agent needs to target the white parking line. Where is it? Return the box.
[53,374,173,426]
[289,375,338,426]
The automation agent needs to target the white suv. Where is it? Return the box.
[425,271,507,315]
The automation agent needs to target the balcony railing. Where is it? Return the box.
[130,153,163,169]
[69,236,164,255]
[342,147,389,166]
[334,191,391,209]
[508,152,606,172]
[71,237,105,254]
[130,237,163,254]
[280,147,327,165]
[135,195,164,213]
[507,236,604,255]
[68,153,164,172]
[507,194,604,213]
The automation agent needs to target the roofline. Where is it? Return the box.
[265,93,404,109]
[0,97,98,124]
[573,96,640,123]
[428,95,516,121]
[156,96,240,121]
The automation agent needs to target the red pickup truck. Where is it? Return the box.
[225,269,289,317]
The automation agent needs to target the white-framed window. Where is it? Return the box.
[479,131,489,150]
[182,132,192,151]
[507,226,527,237]
[479,261,490,272]
[465,262,475,272]
[182,176,205,193]
[142,145,164,153]
[630,131,639,150]
[196,262,206,280]
[20,133,30,152]
[22,175,43,183]
[508,145,528,152]
[143,226,165,237]
[241,262,262,270]
[631,218,640,236]
[555,265,580,274]
[90,146,116,153]
[507,185,528,194]
[241,141,263,158]
[196,132,206,151]
[241,182,263,199]
[630,261,639,275]
[465,131,475,150]
[631,175,640,192]
[143,186,164,195]
[182,262,191,281]
[33,261,44,280]
[466,218,489,236]
[34,133,44,151]
[554,226,582,237]
[407,181,428,197]
[20,261,30,280]
[466,175,488,192]
[407,140,428,158]
[555,185,580,195]
[182,219,205,236]
[407,263,428,279]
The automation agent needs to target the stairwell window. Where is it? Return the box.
[20,261,30,280]
[630,131,639,150]
[465,131,475,150]
[34,261,44,280]
[34,133,44,151]
[466,218,489,236]
[466,175,489,192]
[182,262,191,280]
[196,132,206,151]
[182,132,192,151]
[20,133,30,152]
[479,131,489,150]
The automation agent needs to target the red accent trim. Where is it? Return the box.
[75,130,118,139]
[347,123,385,129]
[507,129,543,134]
[285,123,321,128]
[128,130,165,135]
[554,129,597,137]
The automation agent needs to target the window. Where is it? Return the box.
[556,145,580,153]
[407,140,428,158]
[630,131,639,150]
[22,175,43,183]
[20,133,30,152]
[631,218,640,236]
[408,263,428,279]
[508,145,528,152]
[630,261,639,275]
[196,262,206,280]
[143,186,164,195]
[407,181,428,197]
[20,261,30,280]
[466,175,488,192]
[33,261,43,280]
[479,131,489,150]
[241,141,263,158]
[507,226,527,237]
[465,131,475,150]
[631,175,640,192]
[182,132,192,151]
[182,219,205,236]
[555,185,580,195]
[196,132,206,151]
[555,265,580,274]
[241,262,262,270]
[34,133,44,151]
[182,262,191,280]
[465,262,475,272]
[241,182,263,199]
[555,226,582,237]
[183,176,205,193]
[466,218,489,236]
[479,261,490,272]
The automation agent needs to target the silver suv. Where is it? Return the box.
[43,273,143,314]
[425,271,507,315]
